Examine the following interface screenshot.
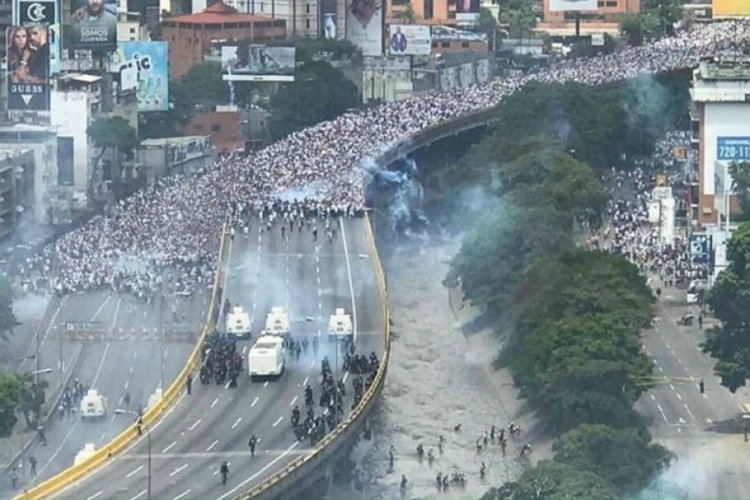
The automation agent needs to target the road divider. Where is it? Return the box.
[237,213,390,499]
[14,222,230,500]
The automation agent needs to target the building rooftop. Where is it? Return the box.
[165,2,275,25]
[697,54,750,81]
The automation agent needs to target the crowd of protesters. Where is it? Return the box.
[12,20,750,299]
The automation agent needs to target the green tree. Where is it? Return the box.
[552,424,674,494]
[482,461,620,500]
[702,222,750,391]
[293,37,360,63]
[0,371,21,437]
[0,275,16,341]
[476,7,498,48]
[391,3,416,22]
[86,116,140,186]
[729,161,750,217]
[499,0,537,39]
[268,60,359,140]
[16,375,48,428]
[620,13,646,46]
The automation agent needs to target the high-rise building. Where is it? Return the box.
[0,0,13,58]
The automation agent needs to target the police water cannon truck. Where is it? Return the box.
[226,306,253,339]
[328,308,353,341]
[80,389,107,420]
[248,335,286,380]
[264,306,290,337]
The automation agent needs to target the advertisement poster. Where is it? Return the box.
[549,0,598,12]
[13,0,60,74]
[220,43,296,82]
[110,41,170,111]
[6,25,50,111]
[712,0,750,17]
[320,0,337,38]
[456,0,480,25]
[388,24,431,56]
[65,0,117,50]
[346,0,383,56]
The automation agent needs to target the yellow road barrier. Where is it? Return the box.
[15,221,230,500]
[239,214,390,499]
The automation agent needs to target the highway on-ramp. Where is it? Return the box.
[51,216,383,500]
[3,290,205,498]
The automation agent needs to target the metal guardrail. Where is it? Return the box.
[14,222,229,500]
[237,212,390,499]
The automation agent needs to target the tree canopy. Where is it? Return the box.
[552,424,674,494]
[0,371,21,438]
[702,221,750,391]
[268,60,359,140]
[0,275,16,341]
[729,161,750,218]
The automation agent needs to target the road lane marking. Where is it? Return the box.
[339,219,359,343]
[224,380,231,389]
[211,398,219,408]
[172,489,191,500]
[303,376,309,386]
[251,396,259,407]
[188,418,201,431]
[290,395,298,406]
[669,384,676,391]
[91,342,112,387]
[264,381,269,388]
[124,380,129,390]
[217,442,300,500]
[232,417,242,429]
[702,393,708,399]
[683,404,697,421]
[665,342,671,349]
[676,392,682,400]
[207,440,219,452]
[649,394,655,401]
[129,365,134,374]
[272,416,284,427]
[129,490,147,500]
[162,441,177,453]
[706,418,713,424]
[170,464,188,477]
[343,371,349,384]
[126,465,144,478]
[657,365,664,372]
[242,346,247,355]
[656,404,668,423]
[86,492,103,500]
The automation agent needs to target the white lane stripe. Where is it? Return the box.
[339,218,359,343]
[251,396,259,407]
[303,377,309,386]
[232,417,242,429]
[188,418,201,431]
[272,416,284,427]
[162,441,177,453]
[129,489,147,500]
[171,489,191,500]
[170,464,188,477]
[290,395,298,406]
[207,439,219,452]
[86,492,103,500]
[126,465,143,478]
[211,398,219,408]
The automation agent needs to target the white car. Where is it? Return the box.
[328,308,353,341]
[80,390,106,419]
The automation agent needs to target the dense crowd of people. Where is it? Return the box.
[14,20,750,299]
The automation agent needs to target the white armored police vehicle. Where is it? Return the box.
[328,308,353,342]
[226,306,253,339]
[80,389,107,420]
[248,335,286,380]
[264,306,290,337]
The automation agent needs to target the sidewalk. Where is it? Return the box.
[0,294,82,489]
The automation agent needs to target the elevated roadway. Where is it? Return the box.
[3,290,204,498]
[50,217,381,500]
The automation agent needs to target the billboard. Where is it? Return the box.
[456,0,480,25]
[717,136,750,161]
[65,0,117,50]
[13,0,60,75]
[713,0,750,17]
[110,41,169,111]
[388,24,431,56]
[6,25,50,111]
[347,0,383,56]
[549,0,598,12]
[220,43,295,82]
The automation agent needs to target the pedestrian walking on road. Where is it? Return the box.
[37,426,46,446]
[698,314,704,330]
[248,434,257,457]
[186,374,193,395]
[29,456,37,476]
[220,461,229,485]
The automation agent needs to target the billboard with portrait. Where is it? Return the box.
[13,0,60,75]
[109,41,169,111]
[713,0,750,17]
[320,0,337,38]
[6,25,50,111]
[64,0,117,50]
[549,0,598,12]
[388,24,431,56]
[456,0,480,24]
[346,0,383,56]
[220,43,295,82]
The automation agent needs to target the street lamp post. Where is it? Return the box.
[116,408,151,500]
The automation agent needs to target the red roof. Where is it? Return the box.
[168,1,275,25]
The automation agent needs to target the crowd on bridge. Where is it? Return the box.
[10,20,749,299]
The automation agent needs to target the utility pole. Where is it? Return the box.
[160,293,165,392]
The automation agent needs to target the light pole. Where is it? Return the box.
[115,408,151,500]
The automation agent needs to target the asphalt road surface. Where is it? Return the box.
[51,216,383,500]
[3,288,207,498]
[635,281,750,436]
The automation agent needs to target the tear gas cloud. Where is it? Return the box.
[364,157,427,236]
[12,293,51,322]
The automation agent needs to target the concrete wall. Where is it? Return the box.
[51,91,91,193]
